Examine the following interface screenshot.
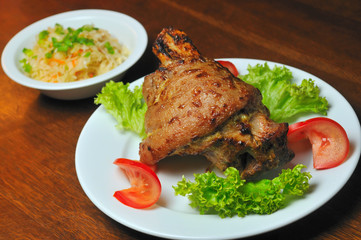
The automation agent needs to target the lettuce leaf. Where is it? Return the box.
[94,81,147,138]
[241,63,329,123]
[173,164,311,218]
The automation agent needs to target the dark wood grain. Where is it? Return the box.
[1,0,360,239]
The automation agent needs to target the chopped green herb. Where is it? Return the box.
[78,37,95,46]
[45,51,53,59]
[22,48,34,57]
[48,25,95,54]
[52,37,71,52]
[37,30,49,45]
[104,42,115,54]
[84,52,91,57]
[19,59,32,73]
[83,24,98,31]
[55,23,64,35]
[38,30,49,40]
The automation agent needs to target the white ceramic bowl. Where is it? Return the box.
[1,9,147,100]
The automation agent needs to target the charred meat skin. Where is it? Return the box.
[139,27,294,179]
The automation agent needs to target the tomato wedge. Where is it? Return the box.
[288,117,350,169]
[113,158,161,209]
[218,60,239,76]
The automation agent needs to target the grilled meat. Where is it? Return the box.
[139,27,294,179]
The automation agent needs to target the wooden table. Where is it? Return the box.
[1,0,360,239]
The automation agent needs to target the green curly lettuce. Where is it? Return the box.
[241,63,329,123]
[173,164,311,218]
[95,81,147,138]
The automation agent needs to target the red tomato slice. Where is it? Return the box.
[113,158,161,209]
[217,60,239,76]
[288,117,350,169]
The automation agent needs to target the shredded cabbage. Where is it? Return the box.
[20,24,129,83]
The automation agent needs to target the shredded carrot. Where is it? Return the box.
[50,72,61,82]
[71,49,84,58]
[72,59,78,67]
[75,71,81,78]
[48,58,65,65]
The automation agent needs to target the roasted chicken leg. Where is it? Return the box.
[139,27,294,179]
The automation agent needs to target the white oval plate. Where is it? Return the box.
[75,58,361,239]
